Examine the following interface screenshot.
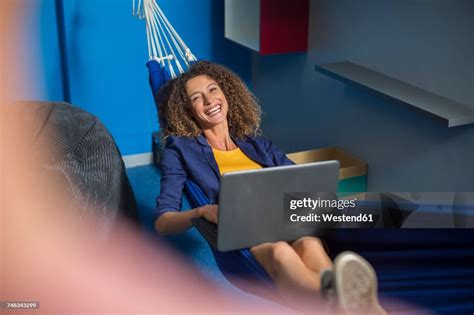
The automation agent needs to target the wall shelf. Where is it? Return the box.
[314,61,474,127]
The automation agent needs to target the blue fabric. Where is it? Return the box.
[154,135,294,219]
[184,180,208,207]
[146,60,171,99]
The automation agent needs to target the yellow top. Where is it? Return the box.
[212,147,262,175]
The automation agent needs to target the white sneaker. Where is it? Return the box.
[334,251,386,315]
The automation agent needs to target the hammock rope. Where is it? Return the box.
[133,0,197,78]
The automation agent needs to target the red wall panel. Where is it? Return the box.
[259,0,309,55]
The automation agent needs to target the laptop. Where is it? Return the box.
[192,160,340,252]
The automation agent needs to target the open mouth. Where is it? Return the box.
[205,104,222,117]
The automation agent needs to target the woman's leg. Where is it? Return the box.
[251,238,387,314]
[250,237,331,301]
[290,236,333,273]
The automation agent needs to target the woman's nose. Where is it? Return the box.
[203,93,212,105]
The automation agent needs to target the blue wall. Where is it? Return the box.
[252,0,474,191]
[27,0,252,155]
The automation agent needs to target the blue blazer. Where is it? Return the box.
[154,135,294,219]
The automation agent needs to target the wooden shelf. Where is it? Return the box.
[314,62,474,127]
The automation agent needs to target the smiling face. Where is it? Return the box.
[185,75,229,130]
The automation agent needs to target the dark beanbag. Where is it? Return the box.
[16,101,139,230]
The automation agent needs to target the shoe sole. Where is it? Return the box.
[334,251,386,315]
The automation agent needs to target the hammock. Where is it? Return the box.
[133,0,196,79]
[133,0,277,298]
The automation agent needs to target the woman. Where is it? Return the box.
[154,61,385,314]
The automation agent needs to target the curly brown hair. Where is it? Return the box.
[157,61,261,140]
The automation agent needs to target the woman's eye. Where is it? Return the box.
[191,96,201,102]
[210,87,217,92]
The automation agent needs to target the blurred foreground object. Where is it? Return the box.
[14,101,139,231]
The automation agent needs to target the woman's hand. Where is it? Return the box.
[199,204,218,224]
